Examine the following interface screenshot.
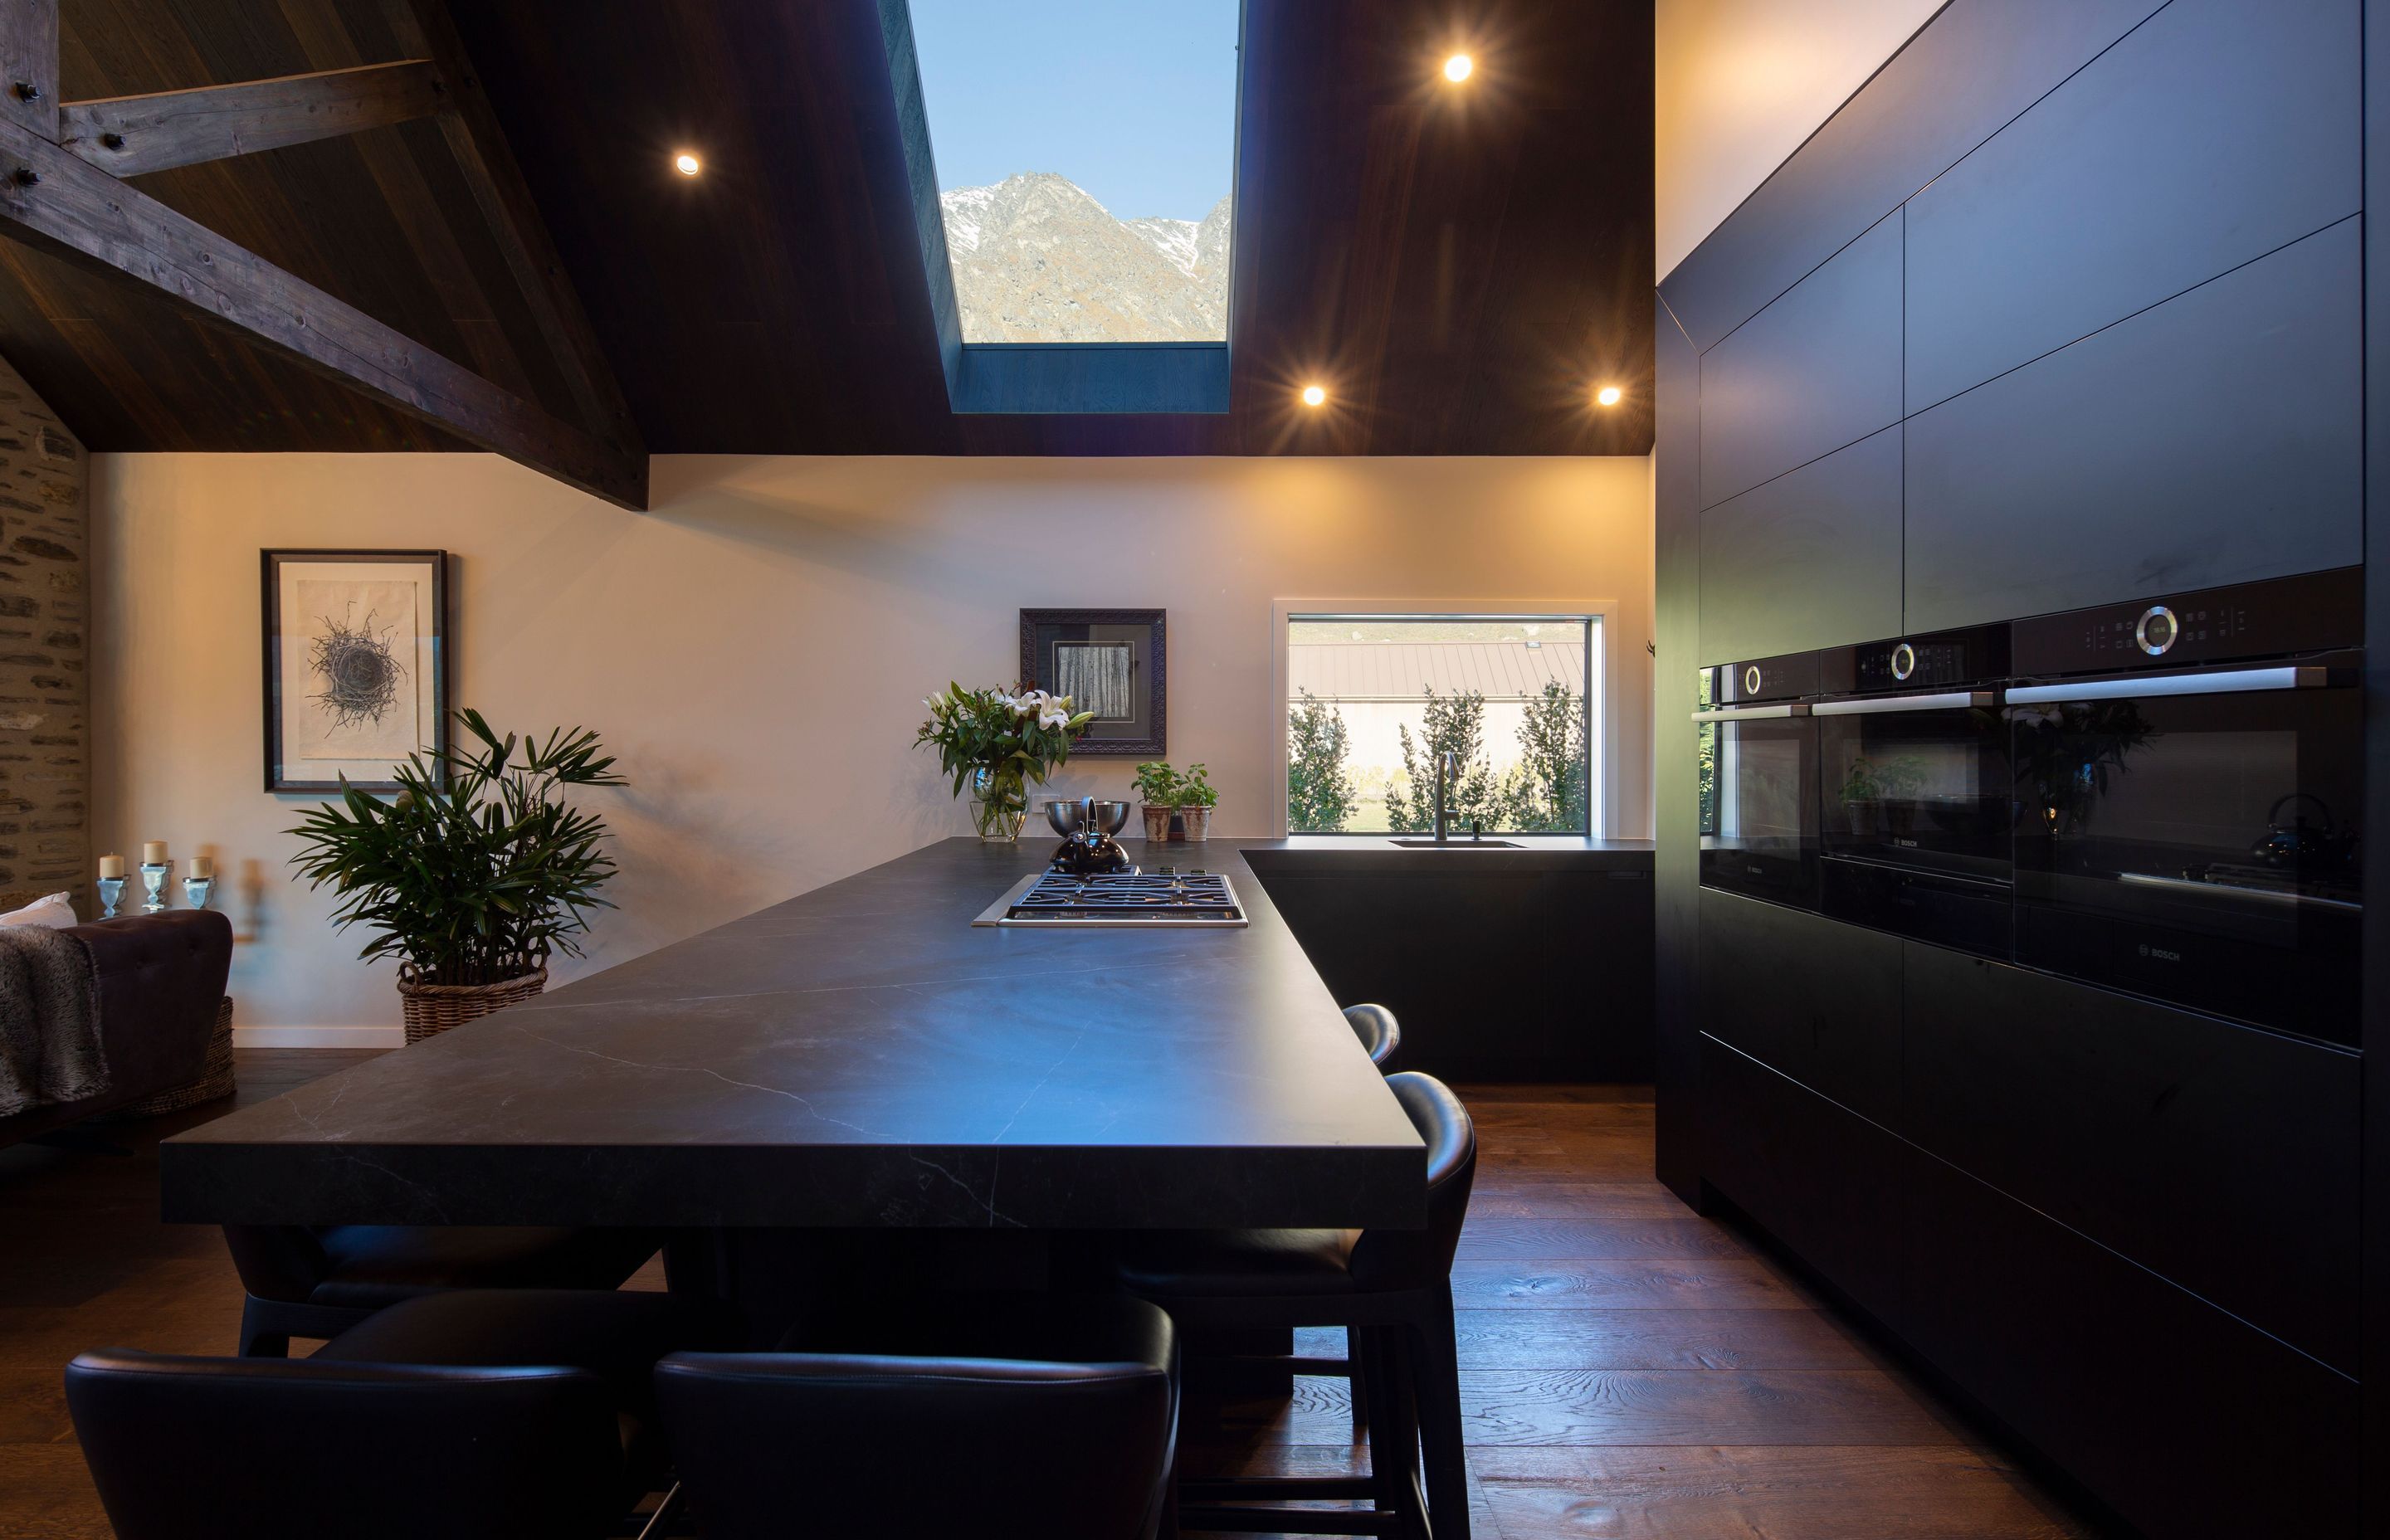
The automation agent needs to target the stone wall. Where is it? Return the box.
[0,355,86,915]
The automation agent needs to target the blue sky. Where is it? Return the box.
[906,1,1240,222]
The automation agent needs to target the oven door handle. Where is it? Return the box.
[1689,702,1811,722]
[1812,690,1999,716]
[2006,665,2339,705]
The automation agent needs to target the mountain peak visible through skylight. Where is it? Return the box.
[907,1,1240,344]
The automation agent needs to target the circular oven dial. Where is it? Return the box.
[2135,605,2179,655]
[1743,665,1762,695]
[1890,642,1917,681]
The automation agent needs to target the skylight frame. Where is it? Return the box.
[876,0,1244,416]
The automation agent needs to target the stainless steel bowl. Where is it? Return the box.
[1045,797,1132,837]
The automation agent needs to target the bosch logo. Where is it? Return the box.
[2138,943,2182,962]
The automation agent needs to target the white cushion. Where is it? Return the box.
[0,892,78,929]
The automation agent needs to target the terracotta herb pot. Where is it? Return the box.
[1178,805,1213,842]
[1141,803,1175,842]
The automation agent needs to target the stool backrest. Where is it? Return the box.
[1341,1003,1401,1069]
[218,1224,331,1302]
[1351,1071,1478,1289]
[66,1350,622,1540]
[656,1350,1175,1540]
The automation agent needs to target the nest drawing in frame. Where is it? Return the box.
[1019,609,1165,757]
[263,550,448,793]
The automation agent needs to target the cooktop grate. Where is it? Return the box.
[973,868,1249,927]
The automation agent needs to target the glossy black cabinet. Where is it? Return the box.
[1904,219,2361,631]
[1904,1149,2359,1538]
[1696,426,1900,665]
[1699,1035,1914,1338]
[1695,889,1900,1123]
[1905,0,2359,412]
[1658,0,2165,351]
[1696,212,1901,510]
[1902,945,2360,1374]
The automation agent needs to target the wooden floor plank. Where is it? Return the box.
[1451,1309,1877,1371]
[1456,1217,1748,1260]
[1474,1445,2103,1538]
[1451,1258,1807,1310]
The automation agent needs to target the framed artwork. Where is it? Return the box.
[1018,608,1166,757]
[262,549,448,793]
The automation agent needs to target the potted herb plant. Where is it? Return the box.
[1132,761,1182,842]
[287,709,623,1043]
[916,685,1094,842]
[1132,760,1220,842]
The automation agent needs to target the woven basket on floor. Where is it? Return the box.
[398,966,547,1044]
[105,997,236,1118]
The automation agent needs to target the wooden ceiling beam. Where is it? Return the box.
[59,61,442,178]
[379,0,638,445]
[0,1,56,141]
[0,119,646,507]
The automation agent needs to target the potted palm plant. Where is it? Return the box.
[288,709,624,1043]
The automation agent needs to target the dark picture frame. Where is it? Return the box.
[1018,608,1166,757]
[262,549,449,794]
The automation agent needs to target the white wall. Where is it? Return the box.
[91,453,1652,1041]
[1655,0,1943,279]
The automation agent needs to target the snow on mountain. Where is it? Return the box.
[936,173,1232,344]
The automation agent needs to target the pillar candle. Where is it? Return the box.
[187,857,212,880]
[142,841,168,865]
[97,855,124,880]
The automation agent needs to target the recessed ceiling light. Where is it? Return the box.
[1595,385,1623,407]
[672,152,702,177]
[1300,384,1328,407]
[1443,54,1474,84]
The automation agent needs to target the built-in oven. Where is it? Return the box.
[1816,626,2011,955]
[1695,651,1819,909]
[2006,568,2363,1045]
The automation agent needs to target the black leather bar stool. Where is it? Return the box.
[1115,1071,1477,1540]
[656,1292,1179,1540]
[66,1287,738,1540]
[1343,1004,1401,1070]
[222,1223,663,1356]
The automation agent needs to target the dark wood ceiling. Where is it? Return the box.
[1,0,1653,459]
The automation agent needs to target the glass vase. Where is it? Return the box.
[968,764,1028,843]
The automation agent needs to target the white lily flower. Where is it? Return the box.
[1038,707,1071,730]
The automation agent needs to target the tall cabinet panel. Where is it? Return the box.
[1905,220,2360,631]
[1697,426,1900,664]
[1697,212,1901,510]
[1905,0,2360,412]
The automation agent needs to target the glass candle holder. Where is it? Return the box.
[181,875,215,911]
[139,861,172,915]
[96,875,125,920]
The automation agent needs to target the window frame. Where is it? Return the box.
[1269,597,1622,840]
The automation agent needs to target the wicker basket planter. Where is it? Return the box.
[103,997,235,1119]
[398,966,547,1044]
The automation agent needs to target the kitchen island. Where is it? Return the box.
[163,838,1427,1234]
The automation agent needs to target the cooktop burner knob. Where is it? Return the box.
[2135,605,2179,655]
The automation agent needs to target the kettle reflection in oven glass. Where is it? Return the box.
[2250,792,2360,875]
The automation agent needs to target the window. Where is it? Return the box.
[1278,612,1605,836]
[884,1,1242,412]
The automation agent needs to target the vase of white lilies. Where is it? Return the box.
[915,683,1095,843]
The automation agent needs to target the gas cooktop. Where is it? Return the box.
[973,867,1250,928]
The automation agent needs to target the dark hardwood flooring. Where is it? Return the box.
[0,1058,2112,1538]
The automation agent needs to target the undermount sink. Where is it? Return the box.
[1388,837,1524,849]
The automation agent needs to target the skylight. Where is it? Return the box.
[905,0,1240,346]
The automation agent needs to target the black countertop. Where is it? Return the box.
[1242,836,1655,875]
[163,839,1427,1231]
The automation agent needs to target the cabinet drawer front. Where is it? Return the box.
[1698,426,1900,665]
[1699,213,1902,510]
[1905,0,2358,412]
[1902,944,2358,1373]
[1696,889,1901,1121]
[1904,219,2359,632]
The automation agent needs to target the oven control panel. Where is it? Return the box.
[2012,567,2360,676]
[1714,648,1818,704]
[1823,624,2007,694]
